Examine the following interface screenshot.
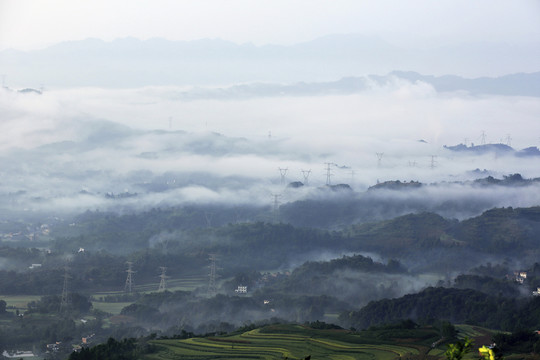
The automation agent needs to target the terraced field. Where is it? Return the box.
[146,324,438,360]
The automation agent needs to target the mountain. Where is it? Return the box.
[1,36,539,88]
[389,71,540,97]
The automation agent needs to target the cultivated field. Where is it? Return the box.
[146,324,441,360]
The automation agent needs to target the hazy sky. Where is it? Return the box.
[1,0,540,50]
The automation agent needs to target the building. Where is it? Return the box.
[235,285,247,294]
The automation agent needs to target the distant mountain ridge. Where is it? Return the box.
[1,36,538,88]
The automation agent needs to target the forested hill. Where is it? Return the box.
[339,287,540,331]
[47,206,540,268]
[347,206,540,256]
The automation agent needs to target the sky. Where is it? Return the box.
[1,0,540,50]
[1,0,540,218]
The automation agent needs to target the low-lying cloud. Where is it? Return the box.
[1,81,539,220]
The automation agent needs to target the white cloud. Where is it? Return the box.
[1,81,539,215]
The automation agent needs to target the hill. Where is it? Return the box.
[339,287,540,332]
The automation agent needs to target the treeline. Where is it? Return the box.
[255,254,408,305]
[346,207,540,256]
[0,248,207,294]
[339,287,540,331]
[68,337,157,360]
[51,205,267,253]
[44,205,540,272]
[453,274,521,298]
[114,289,347,334]
[0,294,99,351]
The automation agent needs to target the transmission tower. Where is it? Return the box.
[168,116,172,130]
[271,194,281,223]
[376,153,384,167]
[59,266,71,313]
[480,131,487,145]
[301,169,311,186]
[278,167,288,185]
[124,262,136,293]
[324,163,333,185]
[158,267,169,292]
[204,212,213,227]
[505,134,512,146]
[430,155,437,169]
[350,169,356,184]
[207,254,219,297]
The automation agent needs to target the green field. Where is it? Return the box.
[92,301,133,315]
[145,324,439,360]
[0,294,41,313]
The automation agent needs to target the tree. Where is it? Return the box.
[0,299,6,313]
[445,337,472,360]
